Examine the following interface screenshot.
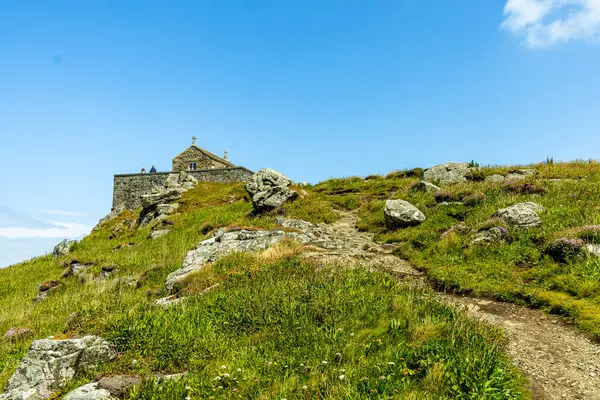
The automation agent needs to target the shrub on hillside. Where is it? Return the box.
[386,168,423,179]
[503,182,549,195]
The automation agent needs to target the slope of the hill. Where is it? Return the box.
[315,161,600,339]
[0,182,524,399]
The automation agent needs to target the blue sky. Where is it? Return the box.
[1,0,599,267]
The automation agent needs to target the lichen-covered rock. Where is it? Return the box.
[470,227,511,246]
[96,375,142,398]
[62,383,114,400]
[165,229,311,292]
[494,202,544,228]
[1,336,115,400]
[384,200,426,229]
[422,162,473,185]
[410,181,441,193]
[245,169,298,212]
[53,240,77,258]
[61,262,91,278]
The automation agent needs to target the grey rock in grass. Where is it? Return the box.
[3,327,34,343]
[494,202,544,228]
[245,168,298,212]
[422,162,473,185]
[470,227,511,246]
[53,240,77,258]
[165,229,311,292]
[62,383,115,400]
[587,244,600,258]
[148,229,170,240]
[96,375,142,398]
[410,181,441,193]
[384,200,426,229]
[155,203,179,216]
[484,174,506,183]
[1,336,115,400]
[93,206,125,232]
[61,262,91,278]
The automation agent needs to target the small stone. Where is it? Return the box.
[410,181,441,193]
[53,239,77,258]
[148,229,170,240]
[383,200,426,229]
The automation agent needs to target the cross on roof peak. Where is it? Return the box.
[192,136,196,145]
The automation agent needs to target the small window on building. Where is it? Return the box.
[189,162,197,171]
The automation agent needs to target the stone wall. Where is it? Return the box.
[113,167,254,210]
[172,146,231,172]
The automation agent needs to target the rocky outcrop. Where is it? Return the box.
[61,262,91,279]
[93,206,125,232]
[410,181,441,193]
[384,200,426,229]
[494,202,544,228]
[53,240,76,258]
[165,228,311,292]
[1,336,115,400]
[470,227,511,246]
[422,162,473,185]
[245,169,298,212]
[139,173,196,226]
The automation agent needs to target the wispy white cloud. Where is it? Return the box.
[0,221,92,239]
[502,0,600,48]
[36,209,87,217]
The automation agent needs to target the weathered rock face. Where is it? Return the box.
[61,262,91,279]
[1,336,115,400]
[53,240,77,258]
[410,181,441,193]
[138,173,197,227]
[165,228,311,292]
[245,169,298,212]
[470,227,511,246]
[383,200,426,229]
[494,202,544,228]
[422,163,473,185]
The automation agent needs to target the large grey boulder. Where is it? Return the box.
[1,336,115,400]
[52,240,77,258]
[165,229,311,292]
[384,200,426,229]
[494,202,545,228]
[245,169,298,212]
[422,163,473,185]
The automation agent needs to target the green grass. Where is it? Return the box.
[0,182,525,399]
[315,161,600,338]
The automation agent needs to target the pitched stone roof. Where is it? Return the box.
[172,144,236,168]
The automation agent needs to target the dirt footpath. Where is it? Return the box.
[300,211,600,400]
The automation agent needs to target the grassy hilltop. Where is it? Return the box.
[10,160,600,399]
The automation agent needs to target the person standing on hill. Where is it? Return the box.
[150,165,157,173]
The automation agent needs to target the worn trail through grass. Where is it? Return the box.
[312,210,600,400]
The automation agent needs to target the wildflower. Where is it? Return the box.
[218,386,223,389]
[223,373,230,378]
[266,361,273,366]
[350,333,354,337]
[387,362,395,366]
[221,365,227,370]
[337,328,342,332]
[335,352,342,358]
[131,360,138,365]
[321,361,328,365]
[185,397,191,400]
[300,363,304,367]
[236,368,242,373]
[185,386,191,390]
[379,375,386,381]
[339,375,345,381]
[214,376,222,381]
[302,385,308,390]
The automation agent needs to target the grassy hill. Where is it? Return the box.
[10,162,598,398]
